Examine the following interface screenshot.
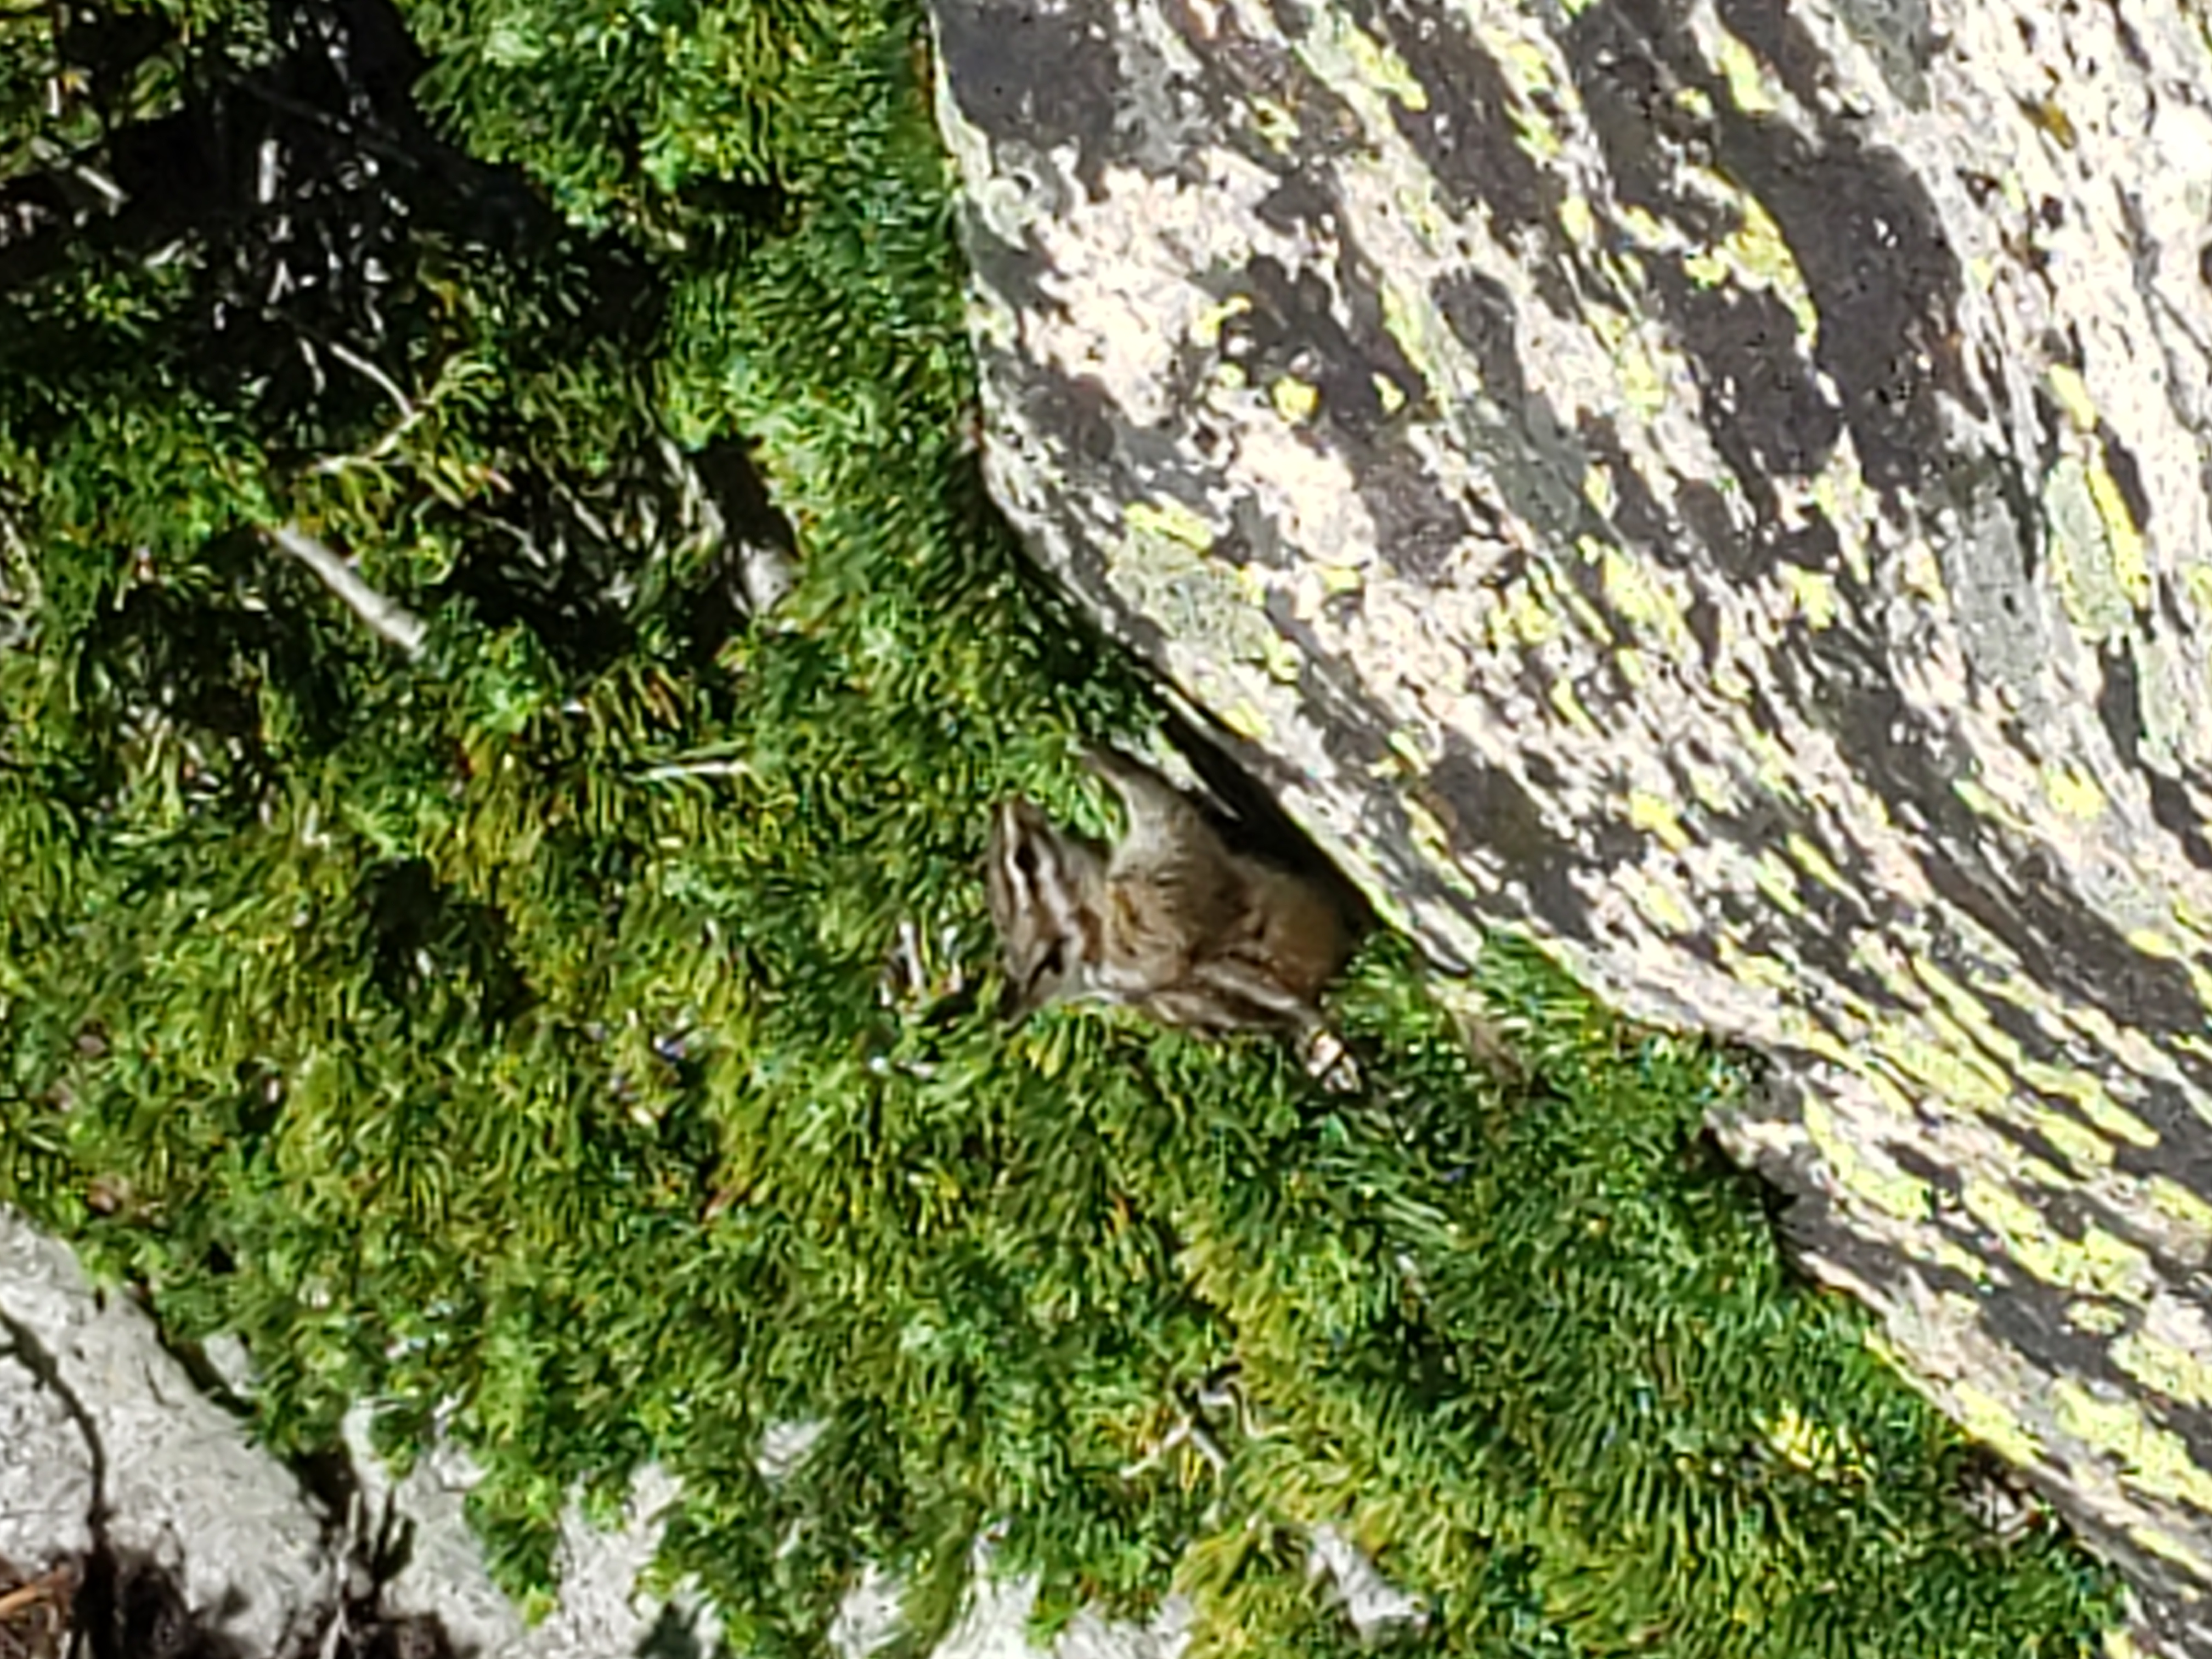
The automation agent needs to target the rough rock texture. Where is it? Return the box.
[926,0,2212,1644]
[0,1210,332,1654]
[0,1206,691,1659]
[0,1207,1205,1659]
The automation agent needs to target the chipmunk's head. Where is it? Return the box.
[984,797,1108,1019]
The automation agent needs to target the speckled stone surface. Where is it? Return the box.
[926,0,2212,1642]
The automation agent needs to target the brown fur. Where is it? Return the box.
[984,747,1358,1033]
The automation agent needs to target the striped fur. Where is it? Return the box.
[984,749,1355,1034]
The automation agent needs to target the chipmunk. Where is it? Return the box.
[985,744,1361,1035]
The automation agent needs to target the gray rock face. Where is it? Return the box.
[0,1211,331,1654]
[0,1205,675,1659]
[0,1323,97,1573]
[926,0,2212,1642]
[0,1207,1233,1659]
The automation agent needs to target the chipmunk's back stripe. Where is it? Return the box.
[985,747,1353,1035]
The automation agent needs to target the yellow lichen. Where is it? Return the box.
[2044,456,2138,640]
[1627,789,1691,851]
[1618,336,1669,417]
[1396,180,1453,253]
[2128,925,2183,959]
[2126,1522,2212,1577]
[1270,375,1321,422]
[1506,90,1566,162]
[1213,692,1273,743]
[1625,867,1695,935]
[1545,675,1602,736]
[1888,1030,2008,1113]
[2146,1177,2212,1250]
[1502,579,1564,646]
[1123,498,1217,550]
[1583,462,1616,516]
[1399,793,1483,902]
[1711,31,1780,116]
[1557,190,1595,244]
[1683,759,1737,814]
[1716,943,1796,992]
[2012,1061,2159,1149]
[2087,453,2152,612]
[1474,24,1559,102]
[2112,1329,2212,1410]
[1962,1178,2153,1300]
[1784,832,1848,893]
[2187,565,2212,627]
[2044,761,2107,821]
[1781,566,1837,630]
[1949,775,2041,841]
[1940,1378,2046,1468]
[1802,1090,1929,1221]
[1910,958,2023,1066]
[1733,195,1816,337]
[1291,562,1365,620]
[1386,725,1437,772]
[1749,849,1806,916]
[1306,10,1427,110]
[1598,546,1691,653]
[2052,1379,2212,1517]
[1192,294,1252,348]
[2069,1300,2129,1336]
[1788,1019,1855,1071]
[1249,98,1299,153]
[1375,281,1445,399]
[1616,204,1669,246]
[2017,1101,2116,1171]
[1921,1008,2019,1099]
[2046,362,2098,432]
[1917,1233,1990,1284]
